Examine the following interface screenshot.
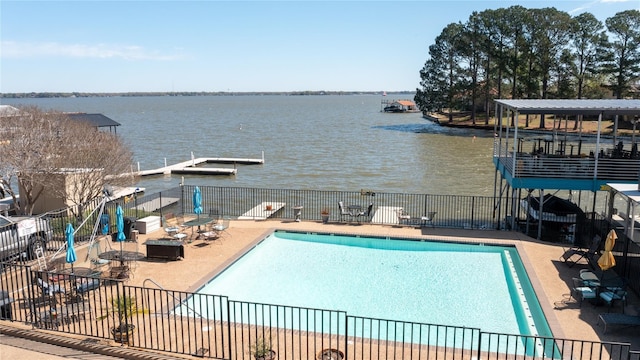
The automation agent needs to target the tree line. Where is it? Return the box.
[414,7,640,126]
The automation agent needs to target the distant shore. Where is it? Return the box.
[0,91,414,99]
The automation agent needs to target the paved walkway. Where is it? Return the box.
[0,323,190,359]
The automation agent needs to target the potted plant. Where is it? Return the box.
[250,336,276,360]
[320,208,330,224]
[98,295,148,345]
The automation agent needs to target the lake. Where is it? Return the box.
[2,95,496,195]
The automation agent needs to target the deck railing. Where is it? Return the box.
[0,264,636,359]
[494,144,640,181]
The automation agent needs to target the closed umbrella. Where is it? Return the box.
[598,229,617,271]
[65,223,77,273]
[193,186,203,220]
[116,205,126,265]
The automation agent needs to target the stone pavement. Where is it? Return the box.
[0,322,190,360]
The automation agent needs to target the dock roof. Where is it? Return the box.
[494,99,640,116]
[66,113,120,133]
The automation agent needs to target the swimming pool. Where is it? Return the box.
[184,231,552,339]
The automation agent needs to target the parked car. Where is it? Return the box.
[0,214,53,261]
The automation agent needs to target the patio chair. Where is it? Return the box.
[338,201,354,222]
[598,312,640,333]
[201,220,221,241]
[569,277,596,306]
[599,287,627,313]
[213,217,230,238]
[560,234,602,267]
[162,214,187,241]
[396,208,411,225]
[355,203,374,223]
[421,211,437,228]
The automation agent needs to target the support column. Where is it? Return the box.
[538,189,544,240]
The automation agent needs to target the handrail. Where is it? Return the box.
[143,278,204,318]
[142,277,164,290]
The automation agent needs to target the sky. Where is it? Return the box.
[1,0,639,93]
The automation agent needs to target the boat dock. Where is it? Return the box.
[135,153,264,177]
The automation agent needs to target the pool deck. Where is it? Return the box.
[2,218,639,356]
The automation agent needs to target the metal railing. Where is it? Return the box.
[155,185,499,230]
[3,185,638,297]
[494,144,640,181]
[0,264,637,359]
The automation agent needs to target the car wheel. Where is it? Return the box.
[28,235,46,260]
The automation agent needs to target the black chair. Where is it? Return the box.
[355,203,374,223]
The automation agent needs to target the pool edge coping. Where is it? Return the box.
[185,227,565,341]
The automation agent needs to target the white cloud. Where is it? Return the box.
[568,0,636,15]
[1,41,185,60]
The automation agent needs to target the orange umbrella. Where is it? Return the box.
[597,229,617,271]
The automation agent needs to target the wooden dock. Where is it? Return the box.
[135,154,264,177]
[238,202,286,220]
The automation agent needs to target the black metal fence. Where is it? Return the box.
[0,263,636,359]
[141,185,498,229]
[3,184,639,297]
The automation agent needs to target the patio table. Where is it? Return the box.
[182,217,215,240]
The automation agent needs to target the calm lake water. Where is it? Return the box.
[2,95,496,196]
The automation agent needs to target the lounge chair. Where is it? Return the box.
[598,313,640,333]
[36,278,65,297]
[35,278,65,306]
[560,235,602,267]
[67,278,101,303]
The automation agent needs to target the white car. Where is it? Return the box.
[0,214,53,261]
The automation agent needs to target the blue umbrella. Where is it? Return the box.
[116,205,126,242]
[193,186,203,219]
[116,205,126,265]
[65,223,77,272]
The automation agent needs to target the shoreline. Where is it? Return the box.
[424,112,637,136]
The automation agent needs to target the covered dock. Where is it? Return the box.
[492,99,640,242]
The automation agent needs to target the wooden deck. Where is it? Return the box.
[134,156,264,177]
[238,202,286,220]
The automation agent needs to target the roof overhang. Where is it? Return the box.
[607,183,640,205]
[494,99,640,117]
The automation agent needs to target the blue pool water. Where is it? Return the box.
[188,231,552,341]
